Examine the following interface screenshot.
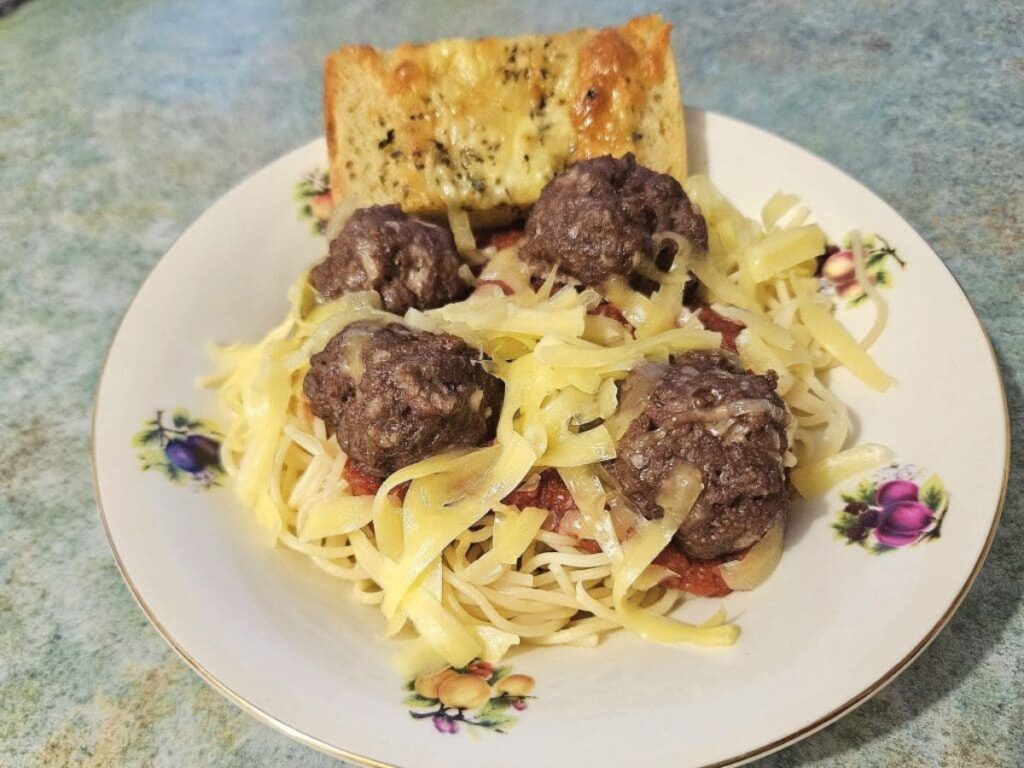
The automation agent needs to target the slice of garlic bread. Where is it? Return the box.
[324,15,687,224]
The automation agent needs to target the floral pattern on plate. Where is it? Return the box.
[133,409,223,489]
[294,169,332,235]
[404,660,536,735]
[819,233,905,306]
[833,464,949,553]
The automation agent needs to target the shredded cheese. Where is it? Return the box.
[208,177,897,670]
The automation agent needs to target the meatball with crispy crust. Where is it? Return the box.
[518,154,707,287]
[311,205,469,314]
[607,350,789,560]
[302,321,503,478]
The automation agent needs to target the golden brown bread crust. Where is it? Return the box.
[323,15,686,224]
[572,18,670,158]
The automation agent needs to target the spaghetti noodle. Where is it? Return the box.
[204,177,894,670]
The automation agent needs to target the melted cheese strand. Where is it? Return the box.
[791,443,895,498]
[798,299,895,391]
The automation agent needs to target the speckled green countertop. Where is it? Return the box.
[1,1,1021,766]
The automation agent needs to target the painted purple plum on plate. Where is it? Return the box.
[133,409,223,489]
[833,464,949,553]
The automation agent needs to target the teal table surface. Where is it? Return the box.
[1,1,1021,766]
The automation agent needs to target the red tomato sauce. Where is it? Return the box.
[475,226,524,250]
[653,546,733,598]
[502,469,611,551]
[696,306,744,353]
[576,539,602,554]
[503,468,577,524]
[342,461,408,501]
[588,301,631,328]
[342,461,381,496]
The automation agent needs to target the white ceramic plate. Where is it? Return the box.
[93,109,1008,768]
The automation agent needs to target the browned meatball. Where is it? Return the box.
[310,205,469,314]
[518,154,708,287]
[302,321,503,478]
[607,351,789,560]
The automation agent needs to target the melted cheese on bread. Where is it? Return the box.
[324,15,687,224]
